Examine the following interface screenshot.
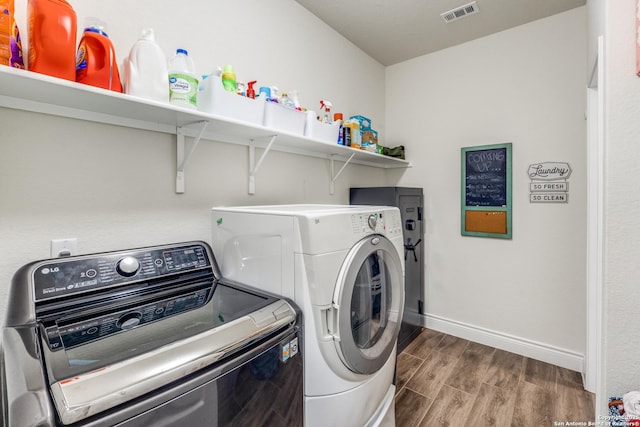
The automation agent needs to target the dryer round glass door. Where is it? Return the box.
[333,234,404,375]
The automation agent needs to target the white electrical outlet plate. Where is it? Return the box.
[51,238,77,258]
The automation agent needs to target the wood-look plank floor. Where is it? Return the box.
[396,329,594,427]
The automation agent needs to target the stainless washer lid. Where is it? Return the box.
[49,298,296,425]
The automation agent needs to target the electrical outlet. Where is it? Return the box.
[51,238,77,258]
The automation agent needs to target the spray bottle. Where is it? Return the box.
[246,80,257,99]
[258,86,271,101]
[271,86,281,103]
[281,91,295,109]
[289,90,301,110]
[320,100,333,123]
[236,81,245,97]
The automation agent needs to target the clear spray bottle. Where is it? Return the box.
[320,100,333,123]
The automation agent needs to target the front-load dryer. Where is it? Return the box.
[212,204,405,427]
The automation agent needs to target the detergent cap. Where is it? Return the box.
[84,17,108,37]
[140,28,156,42]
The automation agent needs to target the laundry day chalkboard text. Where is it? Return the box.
[464,147,507,207]
[461,143,512,239]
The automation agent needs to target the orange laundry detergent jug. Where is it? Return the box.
[75,21,123,92]
[27,0,76,80]
[1,0,23,68]
[1,0,13,65]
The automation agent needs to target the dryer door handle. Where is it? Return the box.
[321,306,340,340]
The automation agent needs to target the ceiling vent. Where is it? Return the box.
[441,1,479,23]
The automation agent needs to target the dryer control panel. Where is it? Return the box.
[350,210,402,237]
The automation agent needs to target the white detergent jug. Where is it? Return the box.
[123,28,168,102]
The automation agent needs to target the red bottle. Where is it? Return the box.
[76,23,123,92]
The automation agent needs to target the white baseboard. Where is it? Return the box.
[420,313,584,374]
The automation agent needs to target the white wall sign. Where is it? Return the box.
[528,161,571,203]
[530,193,568,203]
[528,162,572,180]
[529,182,568,192]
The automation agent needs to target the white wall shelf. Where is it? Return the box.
[0,67,411,194]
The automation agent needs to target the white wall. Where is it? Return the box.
[385,7,587,368]
[0,0,394,327]
[587,0,605,77]
[601,0,640,409]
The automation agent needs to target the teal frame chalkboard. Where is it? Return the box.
[461,143,512,239]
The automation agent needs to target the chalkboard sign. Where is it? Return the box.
[461,143,512,239]
[465,148,507,206]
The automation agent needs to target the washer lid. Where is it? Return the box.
[43,284,296,425]
[332,234,404,375]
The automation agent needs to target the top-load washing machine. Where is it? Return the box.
[1,241,303,427]
[212,204,405,427]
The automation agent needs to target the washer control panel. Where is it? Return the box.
[33,243,212,302]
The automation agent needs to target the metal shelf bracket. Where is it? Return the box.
[248,135,277,194]
[330,153,356,195]
[176,120,209,193]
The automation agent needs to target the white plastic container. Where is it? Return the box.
[168,48,198,109]
[123,29,168,103]
[199,74,265,125]
[263,102,306,135]
[304,111,341,143]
